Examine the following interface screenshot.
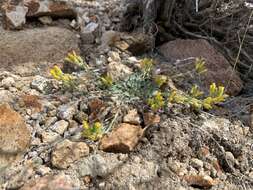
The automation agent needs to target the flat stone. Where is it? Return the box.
[76,153,126,177]
[25,0,76,18]
[50,120,69,135]
[41,131,60,143]
[20,173,77,190]
[51,139,89,169]
[0,103,31,170]
[99,123,143,153]
[184,175,217,189]
[0,27,80,75]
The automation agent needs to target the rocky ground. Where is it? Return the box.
[1,0,253,190]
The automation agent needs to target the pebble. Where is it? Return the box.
[1,77,15,89]
[190,158,204,170]
[41,131,60,143]
[50,120,69,135]
[57,103,77,120]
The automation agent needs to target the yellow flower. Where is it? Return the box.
[190,85,203,98]
[140,58,154,76]
[65,51,88,69]
[202,97,213,110]
[147,91,165,111]
[82,121,103,141]
[190,98,202,110]
[100,74,113,87]
[168,90,177,103]
[195,58,207,74]
[154,75,167,87]
[50,66,63,80]
[209,83,217,97]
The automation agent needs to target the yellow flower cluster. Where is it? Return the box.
[83,121,103,141]
[202,83,228,109]
[168,83,228,110]
[100,74,113,87]
[50,65,72,82]
[190,84,204,98]
[65,51,89,70]
[195,57,207,74]
[140,58,154,77]
[147,91,165,111]
[154,75,167,87]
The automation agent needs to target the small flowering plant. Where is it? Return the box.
[100,74,113,88]
[168,83,228,110]
[50,65,77,90]
[147,91,165,111]
[65,51,89,70]
[82,121,103,141]
[195,57,207,74]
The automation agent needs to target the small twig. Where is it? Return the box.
[225,10,253,89]
[105,108,120,133]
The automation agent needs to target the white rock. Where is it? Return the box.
[82,22,99,33]
[190,158,204,170]
[0,90,14,103]
[36,165,51,176]
[50,120,69,135]
[45,117,58,128]
[3,4,28,29]
[108,51,121,62]
[107,62,133,81]
[57,103,77,120]
[31,76,51,93]
[38,16,53,25]
[41,131,60,143]
[1,77,15,89]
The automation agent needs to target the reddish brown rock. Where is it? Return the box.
[159,39,243,96]
[88,98,104,114]
[19,94,42,112]
[99,123,144,153]
[143,112,160,127]
[20,174,77,190]
[2,0,76,30]
[24,0,76,18]
[88,98,106,121]
[51,139,89,169]
[184,175,217,189]
[0,103,31,169]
